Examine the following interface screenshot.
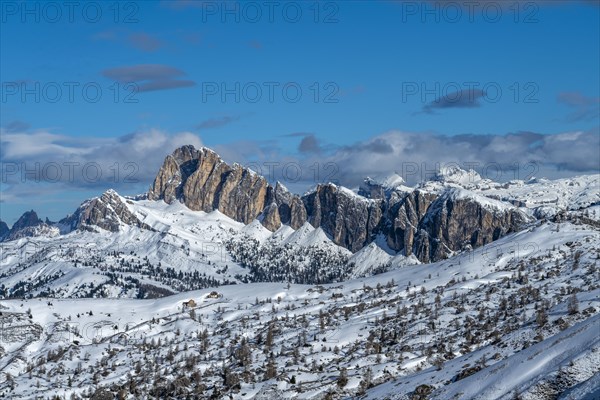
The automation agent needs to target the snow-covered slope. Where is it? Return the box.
[0,194,366,298]
[420,170,599,216]
[364,291,600,400]
[0,217,598,399]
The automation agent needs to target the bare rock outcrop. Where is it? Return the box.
[269,182,307,230]
[260,202,281,231]
[303,184,384,253]
[150,146,269,224]
[1,210,59,241]
[147,145,530,262]
[413,189,530,263]
[384,190,437,256]
[59,190,151,233]
[0,220,8,240]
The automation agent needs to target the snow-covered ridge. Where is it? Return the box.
[442,187,516,213]
[421,169,599,213]
[3,156,598,271]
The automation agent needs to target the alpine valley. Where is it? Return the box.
[0,145,599,400]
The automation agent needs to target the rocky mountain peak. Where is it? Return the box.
[59,189,151,233]
[2,210,59,242]
[11,210,43,231]
[1,145,534,261]
[149,145,270,226]
[146,145,532,261]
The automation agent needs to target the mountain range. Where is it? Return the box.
[3,145,598,261]
[0,145,598,399]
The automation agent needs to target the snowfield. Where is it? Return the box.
[0,172,598,399]
[0,219,598,399]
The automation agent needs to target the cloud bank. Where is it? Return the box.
[1,126,598,217]
[317,129,599,187]
[1,128,202,194]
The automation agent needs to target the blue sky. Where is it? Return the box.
[1,0,599,225]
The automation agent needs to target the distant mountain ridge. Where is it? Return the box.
[3,145,599,264]
[58,189,152,233]
[147,145,531,262]
[1,210,59,242]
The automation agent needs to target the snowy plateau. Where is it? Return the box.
[0,146,599,400]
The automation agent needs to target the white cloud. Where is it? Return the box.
[0,127,203,191]
[232,129,600,190]
[1,126,597,207]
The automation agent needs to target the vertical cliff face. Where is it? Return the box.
[384,190,437,256]
[146,145,530,262]
[270,183,307,230]
[303,184,384,253]
[412,190,530,263]
[148,147,309,231]
[148,145,201,204]
[149,146,270,225]
[260,202,281,231]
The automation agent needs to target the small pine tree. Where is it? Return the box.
[536,306,548,327]
[567,293,579,315]
[266,323,274,348]
[264,358,277,380]
[337,367,348,388]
